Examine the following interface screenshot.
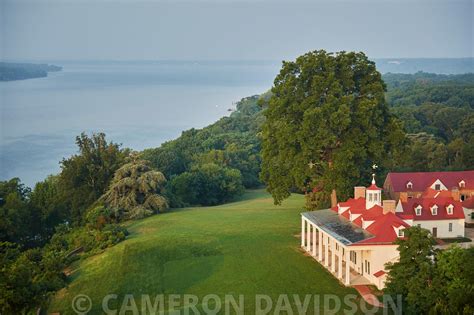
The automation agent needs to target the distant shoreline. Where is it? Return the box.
[0,62,62,81]
[3,58,473,75]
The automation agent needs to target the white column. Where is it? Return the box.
[331,240,336,273]
[301,218,305,247]
[306,221,311,251]
[324,233,329,267]
[338,245,343,279]
[318,229,323,262]
[345,249,350,285]
[312,225,317,257]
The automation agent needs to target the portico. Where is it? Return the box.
[301,213,370,286]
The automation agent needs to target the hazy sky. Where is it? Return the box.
[1,0,472,61]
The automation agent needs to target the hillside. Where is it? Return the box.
[0,62,62,81]
[142,72,474,198]
[48,190,362,314]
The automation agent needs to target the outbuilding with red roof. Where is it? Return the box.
[384,170,474,202]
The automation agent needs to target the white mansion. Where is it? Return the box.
[301,176,465,289]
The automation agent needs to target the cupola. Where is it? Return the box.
[366,174,382,209]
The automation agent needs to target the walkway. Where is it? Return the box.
[353,285,384,308]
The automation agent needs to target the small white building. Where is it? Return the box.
[463,197,474,224]
[301,176,466,290]
[396,194,465,238]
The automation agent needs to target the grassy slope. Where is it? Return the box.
[49,190,361,314]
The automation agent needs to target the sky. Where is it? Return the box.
[1,0,472,61]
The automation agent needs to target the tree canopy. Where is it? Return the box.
[168,163,244,206]
[260,50,405,205]
[58,132,129,223]
[385,227,474,314]
[100,156,168,220]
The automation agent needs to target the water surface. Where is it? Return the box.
[0,61,280,186]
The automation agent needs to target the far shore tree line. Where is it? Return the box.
[1,50,473,313]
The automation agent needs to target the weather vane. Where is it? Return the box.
[371,163,378,184]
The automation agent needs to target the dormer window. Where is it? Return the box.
[406,181,413,189]
[459,180,465,188]
[415,205,422,216]
[431,205,438,215]
[398,229,404,237]
[431,179,446,191]
[446,204,454,215]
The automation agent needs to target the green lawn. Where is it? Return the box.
[49,190,364,314]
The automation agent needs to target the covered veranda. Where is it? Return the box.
[301,210,372,286]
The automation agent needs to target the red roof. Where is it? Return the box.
[385,171,474,192]
[373,270,386,278]
[334,197,410,246]
[367,184,382,191]
[352,205,384,226]
[462,197,474,209]
[327,180,467,247]
[335,198,367,219]
[422,188,453,199]
[353,212,410,245]
[399,197,465,220]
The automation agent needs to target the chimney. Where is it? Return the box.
[399,192,408,203]
[451,187,460,201]
[331,189,338,208]
[383,200,396,214]
[354,186,366,199]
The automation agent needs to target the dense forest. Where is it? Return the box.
[0,62,62,81]
[385,72,474,172]
[0,68,473,313]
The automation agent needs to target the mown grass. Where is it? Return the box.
[49,190,366,314]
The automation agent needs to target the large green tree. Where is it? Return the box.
[0,242,65,314]
[168,163,244,206]
[29,175,68,241]
[385,227,437,314]
[260,50,405,205]
[386,227,474,314]
[100,156,168,220]
[0,178,40,247]
[58,133,129,223]
[431,246,474,314]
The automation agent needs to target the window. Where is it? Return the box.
[417,224,421,228]
[406,182,413,189]
[415,206,422,216]
[435,184,441,190]
[447,205,453,215]
[374,193,378,201]
[368,193,373,202]
[367,261,370,274]
[398,229,404,237]
[449,223,453,232]
[459,180,465,188]
[431,206,438,215]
